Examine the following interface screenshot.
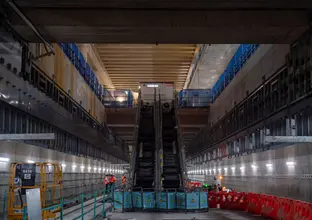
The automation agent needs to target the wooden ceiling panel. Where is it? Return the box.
[95,44,198,91]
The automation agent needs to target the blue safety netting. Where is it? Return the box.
[59,43,103,97]
[59,43,133,107]
[212,44,259,100]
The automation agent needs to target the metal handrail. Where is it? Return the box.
[153,89,161,191]
[174,94,187,188]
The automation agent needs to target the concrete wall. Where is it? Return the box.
[189,143,312,203]
[0,141,124,212]
[209,44,290,124]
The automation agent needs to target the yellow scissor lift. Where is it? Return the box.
[7,162,63,220]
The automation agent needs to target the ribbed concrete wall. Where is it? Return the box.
[209,44,290,124]
[0,141,124,212]
[189,143,312,203]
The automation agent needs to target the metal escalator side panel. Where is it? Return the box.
[130,91,141,189]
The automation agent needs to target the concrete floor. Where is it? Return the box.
[106,210,267,220]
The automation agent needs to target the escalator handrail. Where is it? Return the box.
[174,95,187,188]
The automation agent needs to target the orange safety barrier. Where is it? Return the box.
[207,191,312,220]
[233,192,248,211]
[261,195,279,219]
[208,191,218,208]
[247,193,262,215]
[277,197,294,220]
[293,200,312,220]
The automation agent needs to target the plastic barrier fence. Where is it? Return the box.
[208,191,312,220]
[113,191,208,212]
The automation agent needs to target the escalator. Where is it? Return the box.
[134,102,155,189]
[161,101,181,189]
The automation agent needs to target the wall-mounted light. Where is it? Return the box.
[240,166,245,170]
[251,165,258,169]
[231,166,235,170]
[72,165,76,169]
[0,157,9,162]
[80,166,85,169]
[61,164,66,167]
[286,161,295,166]
[266,163,273,168]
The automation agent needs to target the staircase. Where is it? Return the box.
[134,102,155,189]
[161,101,181,189]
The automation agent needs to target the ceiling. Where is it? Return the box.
[95,44,198,91]
[189,44,240,89]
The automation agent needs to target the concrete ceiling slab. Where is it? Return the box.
[8,8,309,43]
[189,44,240,89]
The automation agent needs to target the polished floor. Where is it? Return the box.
[107,209,267,220]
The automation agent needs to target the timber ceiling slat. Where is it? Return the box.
[95,44,197,91]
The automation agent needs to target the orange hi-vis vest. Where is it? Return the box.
[122,176,126,185]
[109,176,116,183]
[104,177,109,185]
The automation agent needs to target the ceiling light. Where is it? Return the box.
[72,165,76,169]
[221,56,224,59]
[61,164,66,167]
[0,157,9,162]
[116,96,125,102]
[27,160,35,164]
[251,165,258,169]
[266,163,273,167]
[231,166,235,170]
[80,166,85,169]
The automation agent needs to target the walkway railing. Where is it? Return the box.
[18,189,113,220]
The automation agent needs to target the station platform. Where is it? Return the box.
[107,210,266,220]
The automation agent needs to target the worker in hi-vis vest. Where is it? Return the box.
[122,175,127,185]
[109,175,116,189]
[104,175,110,191]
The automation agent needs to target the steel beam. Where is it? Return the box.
[0,133,55,140]
[107,124,134,128]
[180,124,206,128]
[265,136,312,143]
